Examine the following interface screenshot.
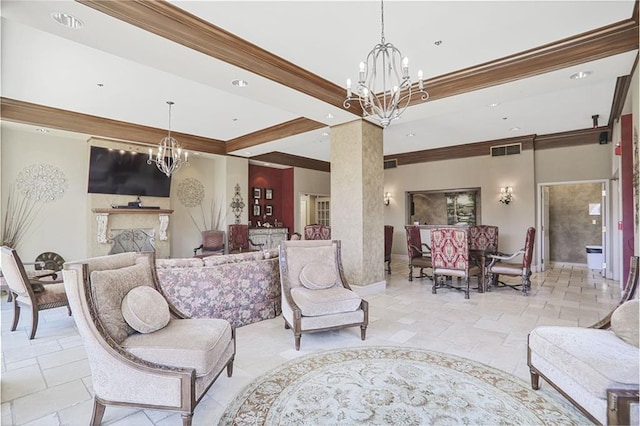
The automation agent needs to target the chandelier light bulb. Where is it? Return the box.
[147,101,188,177]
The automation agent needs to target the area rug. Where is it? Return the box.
[219,346,586,425]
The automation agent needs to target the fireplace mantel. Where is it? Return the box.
[92,208,174,215]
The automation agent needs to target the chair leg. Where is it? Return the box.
[7,290,13,303]
[67,305,72,316]
[29,307,39,340]
[432,273,438,294]
[226,359,234,377]
[10,298,20,331]
[295,334,301,351]
[181,413,193,426]
[90,398,106,426]
[464,277,470,299]
[360,325,367,341]
[408,264,413,281]
[530,370,540,390]
[284,320,290,329]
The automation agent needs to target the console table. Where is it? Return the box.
[249,228,288,250]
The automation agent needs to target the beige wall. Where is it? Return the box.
[0,124,236,261]
[1,124,88,262]
[535,143,612,183]
[385,149,536,258]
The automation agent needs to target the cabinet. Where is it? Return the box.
[249,228,289,250]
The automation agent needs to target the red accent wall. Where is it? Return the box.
[621,114,634,283]
[249,165,294,234]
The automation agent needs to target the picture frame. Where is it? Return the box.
[253,187,262,199]
[265,188,273,200]
[265,205,273,216]
[252,204,261,216]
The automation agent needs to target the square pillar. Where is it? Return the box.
[330,119,385,288]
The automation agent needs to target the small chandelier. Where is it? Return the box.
[148,101,188,177]
[344,0,428,128]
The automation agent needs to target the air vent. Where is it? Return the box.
[491,143,521,157]
[383,159,398,169]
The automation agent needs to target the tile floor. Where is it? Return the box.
[1,259,621,425]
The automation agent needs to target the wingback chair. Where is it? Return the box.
[486,227,536,295]
[384,225,394,274]
[193,230,225,257]
[303,224,331,240]
[228,224,264,253]
[63,252,235,426]
[279,240,368,350]
[430,228,481,299]
[405,225,432,281]
[1,246,70,339]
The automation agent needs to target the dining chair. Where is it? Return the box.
[486,227,536,295]
[303,224,331,240]
[430,227,481,299]
[405,225,432,281]
[1,246,70,339]
[384,225,394,274]
[193,229,225,257]
[228,224,264,253]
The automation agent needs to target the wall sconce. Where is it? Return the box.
[384,192,392,206]
[499,186,513,205]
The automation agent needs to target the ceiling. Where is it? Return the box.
[1,1,638,167]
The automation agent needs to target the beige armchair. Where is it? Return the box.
[1,246,70,339]
[63,251,235,426]
[279,240,368,350]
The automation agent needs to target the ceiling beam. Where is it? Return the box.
[226,117,325,153]
[251,152,330,172]
[0,97,227,155]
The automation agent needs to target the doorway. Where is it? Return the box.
[299,193,330,229]
[538,180,609,277]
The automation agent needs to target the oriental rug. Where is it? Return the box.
[220,346,585,425]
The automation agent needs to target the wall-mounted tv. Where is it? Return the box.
[87,146,171,197]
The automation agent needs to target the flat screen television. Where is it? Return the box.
[87,146,172,197]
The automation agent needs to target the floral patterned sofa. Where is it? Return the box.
[156,249,281,328]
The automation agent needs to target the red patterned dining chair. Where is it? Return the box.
[469,225,499,252]
[304,224,331,240]
[384,225,394,274]
[193,230,225,258]
[404,225,432,281]
[430,228,481,299]
[228,224,264,253]
[486,227,536,295]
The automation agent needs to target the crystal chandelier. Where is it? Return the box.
[344,0,428,128]
[148,101,188,177]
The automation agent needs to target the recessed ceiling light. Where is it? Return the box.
[232,79,248,87]
[245,151,252,156]
[488,102,500,108]
[570,71,591,80]
[406,132,415,137]
[322,132,329,137]
[324,113,334,119]
[35,128,50,133]
[51,12,84,29]
[510,127,521,131]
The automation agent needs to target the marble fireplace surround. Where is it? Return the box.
[91,208,173,258]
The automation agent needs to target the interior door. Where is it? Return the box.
[541,186,550,272]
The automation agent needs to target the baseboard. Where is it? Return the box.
[351,280,386,296]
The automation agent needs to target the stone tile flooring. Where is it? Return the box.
[1,260,621,425]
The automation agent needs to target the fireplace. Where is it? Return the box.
[91,208,173,258]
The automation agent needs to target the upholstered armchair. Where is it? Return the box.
[430,227,481,299]
[228,224,264,253]
[279,240,368,350]
[193,230,225,257]
[63,252,235,426]
[1,246,70,339]
[404,225,432,281]
[303,224,331,240]
[486,227,535,295]
[384,225,394,274]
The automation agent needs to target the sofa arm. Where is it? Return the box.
[607,388,640,425]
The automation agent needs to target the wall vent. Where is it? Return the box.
[383,159,398,169]
[491,143,521,157]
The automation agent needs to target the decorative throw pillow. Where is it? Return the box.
[121,286,170,334]
[300,262,337,290]
[611,299,639,347]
